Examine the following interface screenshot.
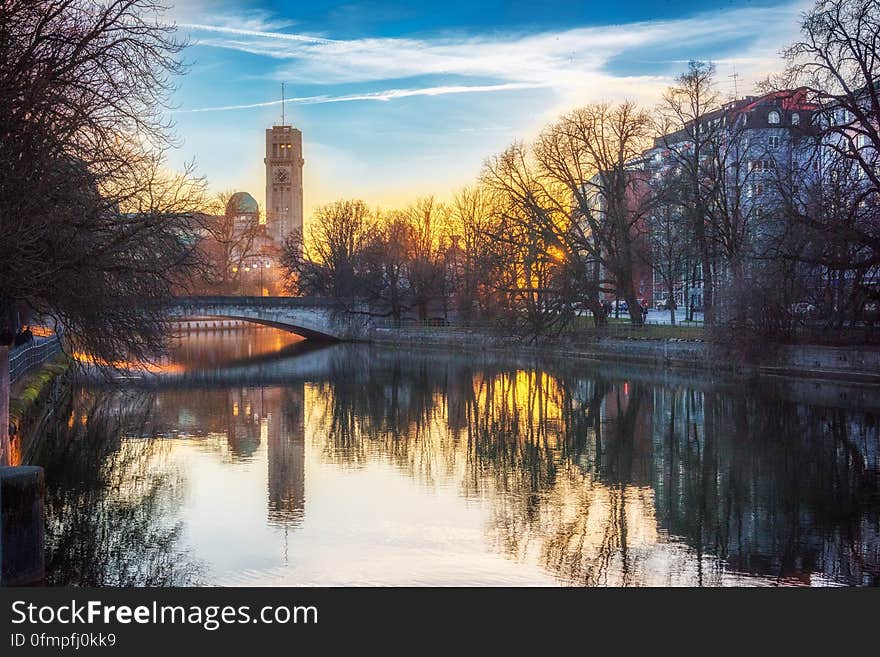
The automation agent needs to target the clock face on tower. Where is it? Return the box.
[273,167,290,184]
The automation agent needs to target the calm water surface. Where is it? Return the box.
[34,327,880,586]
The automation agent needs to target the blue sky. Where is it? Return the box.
[166,0,812,217]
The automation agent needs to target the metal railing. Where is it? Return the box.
[372,316,705,334]
[9,336,63,385]
[172,295,341,308]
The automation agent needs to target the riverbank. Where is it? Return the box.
[8,354,70,465]
[28,326,880,587]
[369,325,880,385]
[1,357,66,585]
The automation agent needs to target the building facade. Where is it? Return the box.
[641,88,818,312]
[264,125,304,246]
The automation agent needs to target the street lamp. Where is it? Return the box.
[238,255,273,296]
[250,256,272,296]
[240,264,251,295]
[261,261,271,297]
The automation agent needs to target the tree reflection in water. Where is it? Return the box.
[35,389,203,586]
[307,347,879,586]
[32,336,880,586]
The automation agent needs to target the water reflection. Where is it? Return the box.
[34,327,880,586]
[135,384,306,526]
[37,391,202,586]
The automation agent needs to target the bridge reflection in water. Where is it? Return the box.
[31,327,880,586]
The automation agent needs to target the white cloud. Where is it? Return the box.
[168,1,816,209]
[181,2,810,93]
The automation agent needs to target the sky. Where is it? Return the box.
[165,0,814,219]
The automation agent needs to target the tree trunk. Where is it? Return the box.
[587,299,607,327]
[699,243,714,325]
[626,300,643,325]
[622,286,643,326]
[588,261,606,327]
[668,280,676,325]
[690,200,713,325]
[730,257,745,326]
[684,274,691,322]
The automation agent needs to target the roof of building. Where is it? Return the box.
[227,191,259,216]
[727,88,817,115]
[652,87,819,149]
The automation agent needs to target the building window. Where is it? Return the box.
[792,113,800,126]
[768,135,780,147]
[768,110,781,124]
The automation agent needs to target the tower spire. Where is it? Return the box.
[729,67,740,100]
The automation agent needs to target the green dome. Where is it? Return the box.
[227,191,259,215]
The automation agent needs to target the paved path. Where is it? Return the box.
[643,310,704,325]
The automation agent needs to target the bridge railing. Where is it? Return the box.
[172,295,347,309]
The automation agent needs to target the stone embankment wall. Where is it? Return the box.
[369,327,880,384]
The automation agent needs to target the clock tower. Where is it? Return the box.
[264,124,304,245]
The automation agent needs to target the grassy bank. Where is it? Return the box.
[571,318,706,341]
[10,354,70,444]
[402,318,707,342]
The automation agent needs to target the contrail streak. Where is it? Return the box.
[178,23,334,44]
[173,83,546,113]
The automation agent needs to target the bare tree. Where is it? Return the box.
[784,0,880,189]
[481,143,581,336]
[778,141,879,332]
[779,0,880,324]
[280,199,372,298]
[403,197,449,321]
[0,0,203,463]
[448,186,499,320]
[658,61,723,325]
[647,175,692,324]
[359,212,414,322]
[534,102,655,325]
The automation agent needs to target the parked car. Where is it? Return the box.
[656,299,676,311]
[615,300,629,313]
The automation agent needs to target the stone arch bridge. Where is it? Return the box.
[168,296,371,341]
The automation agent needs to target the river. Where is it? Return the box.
[31,326,880,586]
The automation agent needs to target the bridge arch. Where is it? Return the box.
[179,313,337,341]
[168,297,371,341]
